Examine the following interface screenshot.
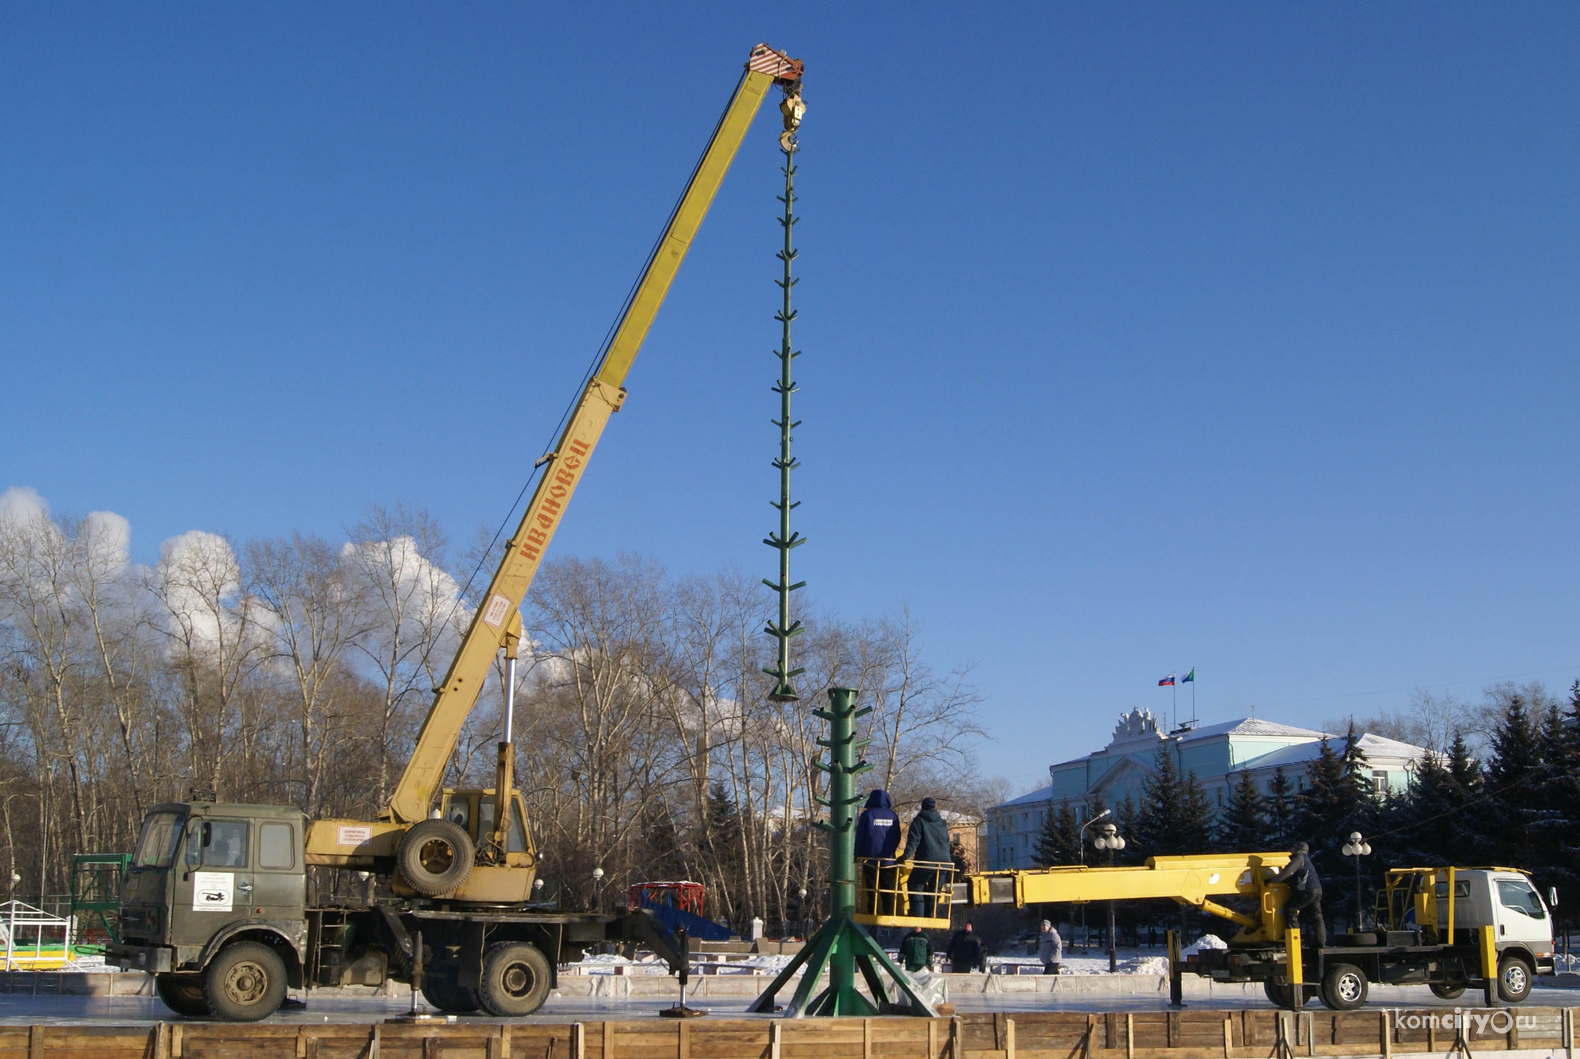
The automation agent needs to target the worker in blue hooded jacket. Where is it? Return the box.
[854,790,901,915]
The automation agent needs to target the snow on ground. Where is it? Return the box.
[986,937,1220,976]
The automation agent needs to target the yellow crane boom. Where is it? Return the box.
[305,44,805,901]
[964,852,1293,944]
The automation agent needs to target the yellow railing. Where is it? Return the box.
[853,858,955,929]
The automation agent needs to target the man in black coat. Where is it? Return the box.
[946,922,985,973]
[901,797,952,918]
[1272,840,1326,946]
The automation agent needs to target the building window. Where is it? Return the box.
[1372,770,1389,793]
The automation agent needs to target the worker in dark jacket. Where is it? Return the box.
[855,790,902,914]
[900,927,933,973]
[901,797,953,918]
[1271,840,1325,946]
[946,922,985,973]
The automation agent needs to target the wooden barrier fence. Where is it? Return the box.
[0,1008,1574,1059]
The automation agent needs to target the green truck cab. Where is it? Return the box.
[110,802,310,1019]
[109,800,680,1022]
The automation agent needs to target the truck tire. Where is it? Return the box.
[1263,980,1316,1008]
[397,820,474,896]
[478,941,552,1017]
[420,969,480,1013]
[155,973,211,1017]
[202,941,288,1022]
[1497,955,1533,1003]
[1320,962,1368,1011]
[1429,982,1466,1000]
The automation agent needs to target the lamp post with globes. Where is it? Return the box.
[1342,832,1372,932]
[591,866,605,914]
[1077,808,1113,950]
[1093,822,1126,972]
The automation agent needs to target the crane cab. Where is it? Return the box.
[388,788,540,904]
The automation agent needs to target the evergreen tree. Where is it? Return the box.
[1266,768,1295,848]
[1295,729,1380,925]
[1448,730,1482,793]
[1034,800,1082,867]
[1177,770,1216,852]
[1134,745,1215,856]
[1216,770,1268,851]
[1485,694,1544,870]
[701,781,744,924]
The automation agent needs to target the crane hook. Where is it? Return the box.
[779,86,805,153]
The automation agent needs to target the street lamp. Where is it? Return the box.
[591,866,605,913]
[1342,831,1372,932]
[1077,808,1112,866]
[1093,822,1127,972]
[1075,808,1113,950]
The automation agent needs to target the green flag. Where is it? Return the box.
[1182,668,1195,683]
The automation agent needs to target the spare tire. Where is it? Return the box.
[397,819,474,896]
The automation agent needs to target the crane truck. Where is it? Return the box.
[106,42,806,1022]
[959,856,1556,1011]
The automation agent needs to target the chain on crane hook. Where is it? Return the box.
[779,85,805,152]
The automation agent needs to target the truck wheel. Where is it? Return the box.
[1262,980,1315,1008]
[397,820,474,896]
[1497,955,1533,1003]
[478,941,552,1017]
[155,973,210,1017]
[420,970,480,1013]
[1320,962,1368,1011]
[1429,982,1466,1000]
[202,941,288,1022]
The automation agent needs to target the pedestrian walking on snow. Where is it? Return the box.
[1037,920,1063,974]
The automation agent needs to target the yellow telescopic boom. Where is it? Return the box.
[965,853,1293,945]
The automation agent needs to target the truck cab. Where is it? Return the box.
[1426,869,1556,978]
[109,801,310,1020]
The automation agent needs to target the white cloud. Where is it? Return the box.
[0,486,48,524]
[156,530,245,656]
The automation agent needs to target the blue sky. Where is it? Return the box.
[3,4,1577,793]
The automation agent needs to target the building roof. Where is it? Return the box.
[1235,731,1430,772]
[1173,717,1327,742]
[994,784,1055,809]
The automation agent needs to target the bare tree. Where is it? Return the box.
[345,505,463,807]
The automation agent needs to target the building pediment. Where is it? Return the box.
[1086,754,1154,799]
[1107,707,1165,749]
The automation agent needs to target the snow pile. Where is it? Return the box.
[727,954,795,973]
[1121,956,1170,975]
[566,952,669,975]
[1181,934,1227,957]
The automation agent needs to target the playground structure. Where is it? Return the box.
[0,900,73,971]
[630,881,733,943]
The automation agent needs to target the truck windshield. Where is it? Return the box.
[1497,879,1546,919]
[133,811,186,869]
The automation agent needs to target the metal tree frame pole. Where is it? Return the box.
[762,128,805,704]
[747,104,935,1020]
[748,688,937,1017]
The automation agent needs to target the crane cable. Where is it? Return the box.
[423,71,762,674]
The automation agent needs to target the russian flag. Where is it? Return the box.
[1158,674,1175,686]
